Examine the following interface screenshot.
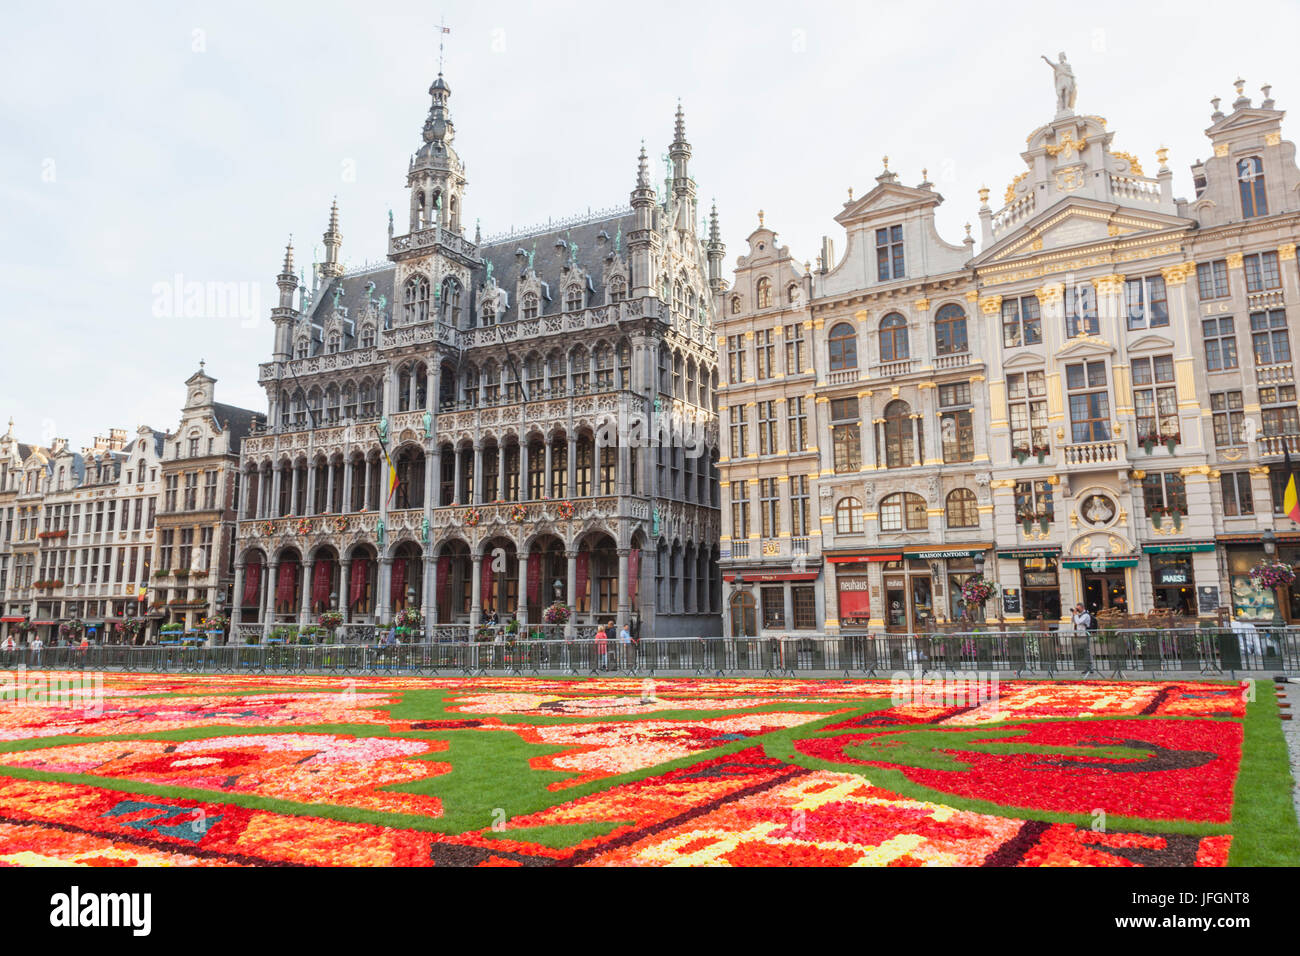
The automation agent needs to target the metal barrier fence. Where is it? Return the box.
[2,628,1297,677]
[230,623,599,645]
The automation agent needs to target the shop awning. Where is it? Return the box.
[1217,532,1300,543]
[31,620,57,626]
[0,617,25,623]
[905,545,991,561]
[723,572,819,583]
[1142,541,1216,554]
[996,546,1062,559]
[1060,556,1140,569]
[827,553,901,563]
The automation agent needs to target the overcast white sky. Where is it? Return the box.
[3,0,1299,450]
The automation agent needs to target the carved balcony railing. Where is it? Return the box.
[1063,440,1126,467]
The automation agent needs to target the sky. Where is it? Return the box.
[3,0,1299,451]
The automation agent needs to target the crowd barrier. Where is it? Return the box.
[1,628,1296,678]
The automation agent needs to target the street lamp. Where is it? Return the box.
[1263,529,1282,628]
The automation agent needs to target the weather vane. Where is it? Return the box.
[438,16,451,73]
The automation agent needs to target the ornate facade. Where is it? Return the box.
[233,73,723,638]
[722,62,1300,635]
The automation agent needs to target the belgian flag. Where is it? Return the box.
[1284,449,1300,523]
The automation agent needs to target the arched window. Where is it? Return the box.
[729,590,756,637]
[593,343,614,390]
[521,292,539,320]
[404,275,430,324]
[787,282,800,305]
[325,386,340,423]
[342,383,356,419]
[945,488,979,528]
[360,324,375,349]
[483,362,500,405]
[326,331,341,354]
[608,275,627,303]
[570,345,589,392]
[884,399,916,468]
[730,295,742,315]
[295,337,309,360]
[566,284,584,312]
[1238,157,1268,219]
[880,492,927,532]
[441,277,461,324]
[480,297,497,326]
[835,497,864,534]
[673,280,685,314]
[828,322,858,370]
[934,304,968,355]
[756,277,772,309]
[879,313,909,363]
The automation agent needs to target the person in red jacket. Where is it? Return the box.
[594,623,608,670]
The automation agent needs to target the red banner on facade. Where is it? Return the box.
[837,577,871,626]
[312,560,332,609]
[276,562,297,608]
[243,562,261,606]
[575,551,589,606]
[481,557,495,611]
[437,555,451,604]
[628,548,640,604]
[391,558,407,606]
[350,559,368,608]
[527,554,541,604]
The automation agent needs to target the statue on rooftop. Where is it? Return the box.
[1042,52,1077,114]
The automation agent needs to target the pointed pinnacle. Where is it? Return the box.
[636,141,649,187]
[673,100,686,144]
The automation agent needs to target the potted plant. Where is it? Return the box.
[1150,504,1166,528]
[319,610,343,640]
[1032,443,1051,464]
[543,602,570,625]
[395,607,422,630]
[1012,444,1030,465]
[1163,430,1181,454]
[1139,432,1158,455]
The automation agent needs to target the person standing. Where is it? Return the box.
[1072,604,1094,674]
[618,621,632,670]
[30,634,44,667]
[594,622,608,671]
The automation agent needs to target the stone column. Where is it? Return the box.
[305,464,316,516]
[231,562,245,630]
[520,440,530,502]
[290,466,300,516]
[567,434,577,497]
[911,414,923,466]
[271,467,283,517]
[565,550,578,637]
[617,548,630,628]
[497,442,507,501]
[339,558,351,623]
[422,554,434,640]
[299,559,313,624]
[424,449,435,509]
[341,458,353,514]
[377,557,392,623]
[362,458,373,512]
[263,560,278,638]
[517,551,529,625]
[473,442,484,505]
[470,553,483,626]
[544,439,554,499]
[324,463,335,514]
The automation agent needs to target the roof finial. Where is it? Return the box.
[673,100,687,146]
[636,140,649,188]
[757,209,765,227]
[847,186,853,201]
[437,17,450,74]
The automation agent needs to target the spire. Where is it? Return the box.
[321,199,343,280]
[708,202,721,244]
[672,100,688,150]
[280,236,295,275]
[276,236,298,308]
[706,200,725,293]
[421,71,455,152]
[636,141,649,188]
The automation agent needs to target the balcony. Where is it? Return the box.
[1257,362,1294,385]
[1063,440,1126,467]
[1259,434,1300,457]
[934,353,974,370]
[869,358,919,378]
[826,368,860,386]
[730,541,750,559]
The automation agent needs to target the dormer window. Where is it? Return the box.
[1238,157,1268,219]
[522,292,539,320]
[326,332,341,354]
[566,284,584,312]
[360,325,375,349]
[295,338,309,360]
[608,276,626,303]
[481,299,497,326]
[876,225,905,281]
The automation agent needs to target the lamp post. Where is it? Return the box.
[1262,528,1283,628]
[214,591,226,646]
[972,552,987,626]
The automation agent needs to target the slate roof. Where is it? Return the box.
[211,403,266,453]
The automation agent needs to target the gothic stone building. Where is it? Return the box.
[233,73,723,638]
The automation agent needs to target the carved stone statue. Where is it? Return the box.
[1042,52,1077,114]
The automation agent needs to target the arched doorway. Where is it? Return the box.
[390,541,424,613]
[345,544,377,622]
[435,539,471,623]
[524,534,567,622]
[479,536,518,620]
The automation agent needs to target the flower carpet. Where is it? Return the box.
[0,672,1294,867]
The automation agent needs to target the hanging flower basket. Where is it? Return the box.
[555,500,575,520]
[296,518,314,536]
[509,503,528,523]
[58,619,85,640]
[318,610,343,631]
[260,521,277,537]
[543,602,571,625]
[331,516,348,533]
[463,508,482,527]
[395,607,422,629]
[200,614,229,633]
[960,575,1000,607]
[1250,562,1296,590]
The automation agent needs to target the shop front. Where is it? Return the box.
[1221,537,1278,622]
[1142,542,1214,617]
[996,546,1062,624]
[903,548,991,624]
[722,570,822,635]
[1060,555,1138,616]
[829,561,876,633]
